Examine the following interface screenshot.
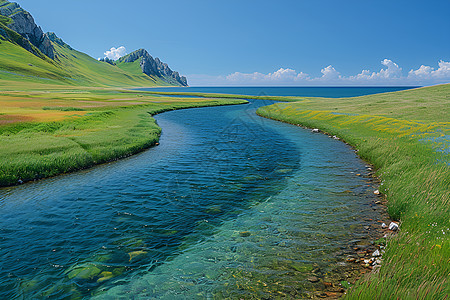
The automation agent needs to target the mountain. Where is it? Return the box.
[117,49,188,86]
[0,0,188,87]
[0,0,54,59]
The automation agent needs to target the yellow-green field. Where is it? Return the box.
[0,85,246,186]
[257,84,450,299]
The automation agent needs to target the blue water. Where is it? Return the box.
[0,89,390,299]
[141,86,418,98]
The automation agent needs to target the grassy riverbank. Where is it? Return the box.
[257,84,449,299]
[0,85,246,186]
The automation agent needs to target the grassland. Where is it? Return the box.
[1,21,244,185]
[256,84,450,299]
[0,40,172,88]
[0,85,246,186]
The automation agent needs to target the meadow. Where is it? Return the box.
[257,84,449,299]
[1,79,448,298]
[0,85,246,186]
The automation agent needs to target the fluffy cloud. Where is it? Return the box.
[103,46,127,60]
[226,68,309,84]
[379,59,402,78]
[188,59,450,86]
[319,65,341,80]
[408,60,450,80]
[350,59,402,82]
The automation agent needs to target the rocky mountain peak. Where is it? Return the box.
[0,0,55,59]
[46,32,72,50]
[117,49,188,86]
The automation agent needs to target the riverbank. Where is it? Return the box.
[256,84,449,299]
[0,86,246,186]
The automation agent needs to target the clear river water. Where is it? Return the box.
[0,87,413,299]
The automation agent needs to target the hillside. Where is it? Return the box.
[0,0,187,87]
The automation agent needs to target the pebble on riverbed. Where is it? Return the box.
[239,231,251,237]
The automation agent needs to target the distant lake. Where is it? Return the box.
[141,86,418,98]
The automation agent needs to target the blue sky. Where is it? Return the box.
[16,0,450,86]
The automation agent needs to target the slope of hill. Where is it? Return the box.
[0,0,187,87]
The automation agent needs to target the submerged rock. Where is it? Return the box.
[97,271,114,283]
[239,231,251,237]
[128,250,147,262]
[307,276,320,283]
[66,264,102,280]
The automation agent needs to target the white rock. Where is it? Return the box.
[372,250,381,257]
[364,259,370,264]
[389,222,399,231]
[374,190,380,195]
[312,128,320,133]
[381,223,387,229]
[376,259,382,265]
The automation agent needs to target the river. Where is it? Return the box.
[0,87,406,298]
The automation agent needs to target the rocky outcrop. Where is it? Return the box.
[99,57,116,66]
[46,32,72,50]
[0,0,55,59]
[117,49,188,86]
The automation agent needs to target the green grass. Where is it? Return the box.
[42,106,85,111]
[0,36,171,88]
[51,43,170,87]
[0,97,246,186]
[256,84,450,299]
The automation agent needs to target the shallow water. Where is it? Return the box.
[0,98,385,299]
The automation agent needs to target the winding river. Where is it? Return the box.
[0,88,408,299]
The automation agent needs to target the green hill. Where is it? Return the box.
[0,0,184,88]
[0,36,173,88]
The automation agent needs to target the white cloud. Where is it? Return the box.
[349,59,402,82]
[379,59,402,78]
[226,68,309,84]
[408,60,450,80]
[187,59,450,86]
[319,65,341,80]
[103,46,127,60]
